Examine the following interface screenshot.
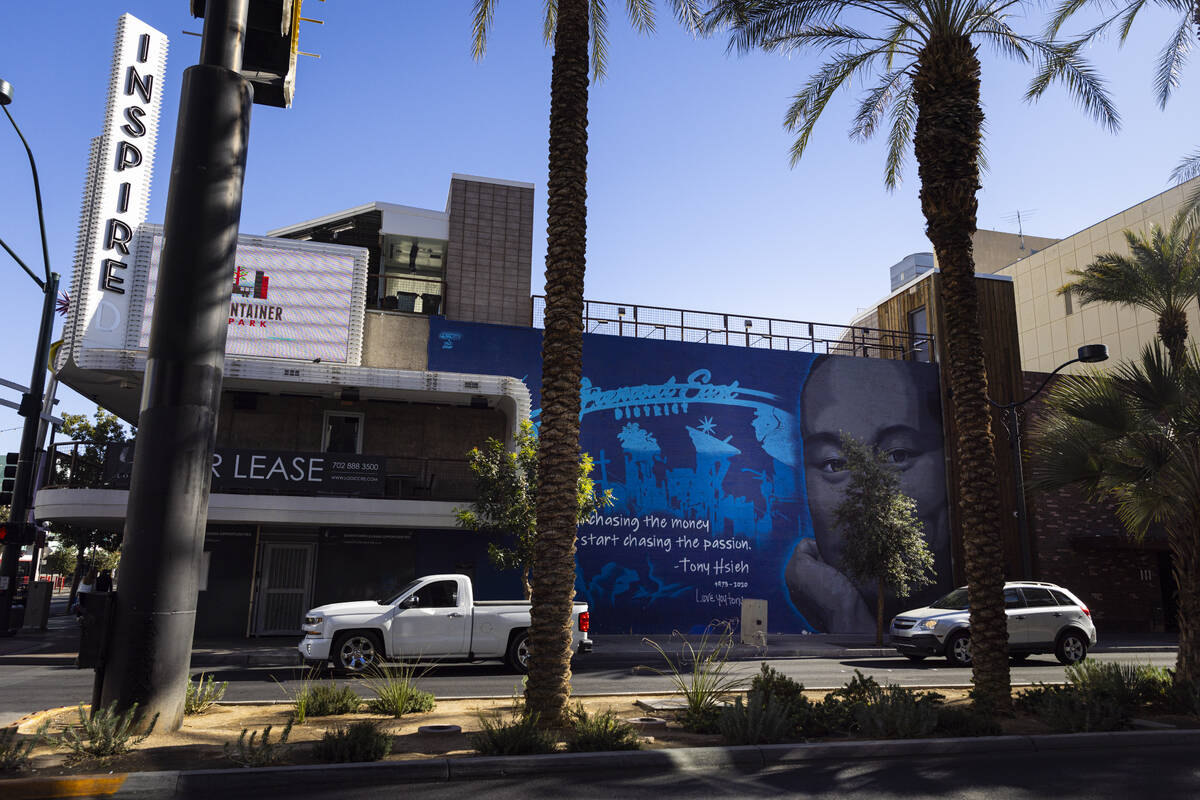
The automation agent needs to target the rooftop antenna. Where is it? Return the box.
[1001,209,1037,250]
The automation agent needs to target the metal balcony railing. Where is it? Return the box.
[531,296,931,359]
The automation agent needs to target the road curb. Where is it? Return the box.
[0,727,1164,798]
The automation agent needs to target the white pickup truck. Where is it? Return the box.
[297,574,592,674]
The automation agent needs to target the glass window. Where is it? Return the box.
[908,306,930,362]
[1021,587,1057,607]
[1050,589,1074,606]
[1003,589,1025,608]
[372,234,446,314]
[413,580,458,609]
[324,412,362,454]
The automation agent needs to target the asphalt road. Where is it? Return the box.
[187,742,1200,800]
[0,649,1178,725]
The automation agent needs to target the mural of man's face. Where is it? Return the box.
[800,357,948,573]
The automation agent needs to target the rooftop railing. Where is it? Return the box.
[531,296,930,359]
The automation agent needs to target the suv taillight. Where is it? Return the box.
[578,611,590,633]
[1080,604,1091,618]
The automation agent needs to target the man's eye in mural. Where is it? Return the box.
[883,448,915,467]
[819,457,848,474]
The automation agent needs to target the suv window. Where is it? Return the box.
[411,580,458,608]
[1049,589,1074,606]
[1021,587,1058,608]
[1003,589,1025,608]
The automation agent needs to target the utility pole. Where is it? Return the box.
[99,0,252,730]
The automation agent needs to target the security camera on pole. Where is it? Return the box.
[100,0,309,730]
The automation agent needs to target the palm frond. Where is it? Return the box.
[1153,15,1193,109]
[1044,0,1093,40]
[1024,39,1120,132]
[590,0,610,82]
[884,79,917,190]
[783,48,879,166]
[1172,149,1200,184]
[472,0,499,60]
[765,24,895,55]
[850,68,908,142]
[543,0,556,45]
[624,0,656,34]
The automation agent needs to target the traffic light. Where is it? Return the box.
[0,452,17,507]
[191,0,309,108]
[0,522,31,545]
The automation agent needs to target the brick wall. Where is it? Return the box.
[445,176,534,326]
[1022,372,1170,632]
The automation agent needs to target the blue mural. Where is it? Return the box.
[428,318,951,635]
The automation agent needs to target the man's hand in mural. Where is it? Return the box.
[785,538,873,633]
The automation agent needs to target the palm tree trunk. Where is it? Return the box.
[1157,306,1188,371]
[527,0,589,728]
[913,34,1011,714]
[1169,509,1200,685]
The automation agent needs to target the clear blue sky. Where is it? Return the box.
[0,1,1196,451]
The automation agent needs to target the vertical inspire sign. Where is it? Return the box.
[74,14,168,349]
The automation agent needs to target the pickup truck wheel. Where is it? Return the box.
[505,631,530,674]
[334,631,382,674]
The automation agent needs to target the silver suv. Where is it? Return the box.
[890,581,1097,667]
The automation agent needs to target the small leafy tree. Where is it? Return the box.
[53,409,131,604]
[455,420,612,599]
[834,433,937,645]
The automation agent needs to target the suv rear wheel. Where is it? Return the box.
[1055,629,1088,665]
[945,631,972,667]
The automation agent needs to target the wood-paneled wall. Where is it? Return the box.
[875,273,1025,584]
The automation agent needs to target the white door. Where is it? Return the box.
[255,543,315,635]
[389,579,470,658]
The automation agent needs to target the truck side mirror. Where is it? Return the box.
[401,595,419,609]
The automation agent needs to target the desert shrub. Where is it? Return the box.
[853,685,942,739]
[57,702,158,760]
[224,719,293,767]
[934,706,1001,737]
[641,621,744,733]
[1066,660,1172,710]
[185,673,228,715]
[1022,684,1127,732]
[363,665,435,717]
[1,722,49,771]
[312,720,393,763]
[718,692,794,745]
[750,663,807,713]
[470,710,557,756]
[567,706,641,752]
[302,684,362,717]
[1165,676,1200,716]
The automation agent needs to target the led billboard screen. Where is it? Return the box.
[135,227,367,364]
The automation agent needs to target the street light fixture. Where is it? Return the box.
[0,77,63,632]
[992,343,1109,580]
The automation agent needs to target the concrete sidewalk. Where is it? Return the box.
[0,615,1180,669]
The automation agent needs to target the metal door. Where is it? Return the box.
[255,543,314,635]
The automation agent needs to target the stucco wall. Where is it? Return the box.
[362,311,429,370]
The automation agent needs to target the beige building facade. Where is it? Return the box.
[997,178,1200,374]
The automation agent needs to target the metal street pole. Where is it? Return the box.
[992,343,1108,580]
[0,76,60,632]
[99,0,251,730]
[0,273,59,628]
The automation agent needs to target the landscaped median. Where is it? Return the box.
[2,659,1199,795]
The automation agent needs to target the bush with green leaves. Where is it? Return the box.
[933,706,1001,738]
[853,685,943,739]
[363,665,435,717]
[750,663,807,714]
[718,691,794,745]
[1,722,49,771]
[1017,684,1127,733]
[185,673,228,715]
[57,702,157,760]
[640,622,744,733]
[1066,660,1172,710]
[470,710,557,756]
[1016,660,1180,732]
[312,720,393,763]
[224,719,294,768]
[298,684,362,718]
[566,706,641,752]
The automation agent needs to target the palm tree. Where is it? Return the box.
[1047,0,1200,223]
[1058,210,1200,370]
[1029,343,1200,685]
[704,0,1117,714]
[472,0,701,726]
